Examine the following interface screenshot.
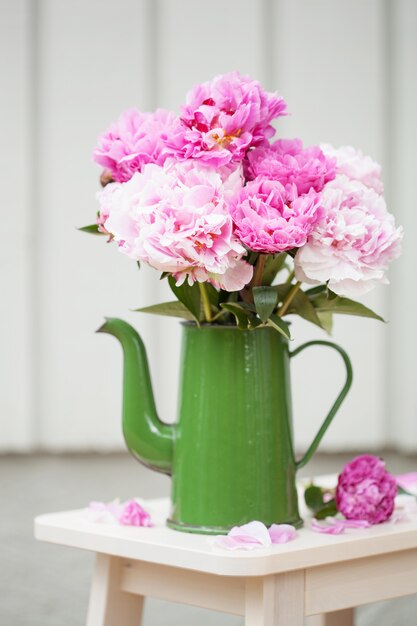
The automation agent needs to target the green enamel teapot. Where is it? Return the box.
[98,318,352,534]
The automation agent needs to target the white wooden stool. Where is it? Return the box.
[35,496,417,625]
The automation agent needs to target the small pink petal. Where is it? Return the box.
[215,535,264,551]
[118,499,153,527]
[337,519,371,529]
[268,524,297,544]
[228,521,272,546]
[311,519,345,534]
[396,472,417,494]
[86,500,122,524]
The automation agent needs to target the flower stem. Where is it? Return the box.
[199,282,213,323]
[285,269,295,285]
[277,281,302,317]
[251,254,266,288]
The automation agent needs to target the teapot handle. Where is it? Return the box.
[289,340,353,470]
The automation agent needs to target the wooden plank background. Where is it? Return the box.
[1,0,414,452]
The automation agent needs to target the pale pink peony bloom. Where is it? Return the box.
[245,138,336,194]
[336,455,398,525]
[163,71,287,167]
[99,160,252,291]
[230,178,323,253]
[320,144,383,194]
[214,521,297,550]
[93,108,175,182]
[119,499,153,527]
[294,176,402,297]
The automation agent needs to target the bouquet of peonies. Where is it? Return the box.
[83,71,402,338]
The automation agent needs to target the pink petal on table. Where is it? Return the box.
[215,521,273,551]
[396,472,417,494]
[337,519,371,529]
[311,519,345,534]
[118,499,153,527]
[214,535,264,551]
[268,524,297,544]
[86,500,122,524]
[228,521,272,546]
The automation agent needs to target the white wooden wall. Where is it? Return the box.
[1,0,416,452]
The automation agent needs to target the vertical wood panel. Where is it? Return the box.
[37,0,158,448]
[0,0,34,449]
[386,0,417,450]
[272,0,388,450]
[2,0,416,452]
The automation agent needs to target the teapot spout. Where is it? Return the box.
[97,318,174,475]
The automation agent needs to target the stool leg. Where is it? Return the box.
[86,554,144,626]
[245,571,304,626]
[307,609,354,626]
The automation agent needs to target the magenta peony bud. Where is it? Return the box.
[336,454,397,524]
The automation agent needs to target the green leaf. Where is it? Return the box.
[311,290,385,322]
[291,289,324,329]
[314,499,338,520]
[305,285,327,296]
[168,276,201,322]
[317,311,333,335]
[304,485,338,519]
[276,283,292,303]
[220,303,251,329]
[135,301,197,321]
[253,286,278,322]
[262,253,287,285]
[78,224,105,235]
[304,485,325,513]
[266,314,291,340]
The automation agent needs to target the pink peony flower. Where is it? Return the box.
[320,144,383,194]
[93,108,175,182]
[162,71,287,167]
[214,521,297,551]
[118,499,153,527]
[229,178,323,253]
[99,160,252,291]
[294,176,403,297]
[245,138,336,194]
[336,455,398,524]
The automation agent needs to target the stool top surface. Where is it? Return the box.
[35,483,417,577]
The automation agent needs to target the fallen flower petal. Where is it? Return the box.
[86,499,122,524]
[214,520,297,550]
[269,524,297,544]
[118,499,153,527]
[311,517,371,534]
[311,519,345,534]
[396,472,417,495]
[329,518,371,529]
[228,521,271,546]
